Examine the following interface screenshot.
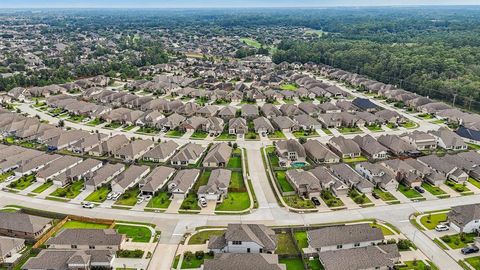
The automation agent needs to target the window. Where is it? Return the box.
[71,245,77,249]
[89,245,95,249]
[354,243,360,247]
[336,244,343,249]
[232,241,242,245]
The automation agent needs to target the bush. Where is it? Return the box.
[195,251,204,259]
[442,235,451,243]
[184,251,194,261]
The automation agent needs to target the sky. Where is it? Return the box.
[1,0,479,9]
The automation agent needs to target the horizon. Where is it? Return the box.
[1,0,480,9]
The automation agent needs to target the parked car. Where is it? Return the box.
[111,193,121,201]
[106,192,114,200]
[311,197,321,206]
[461,246,479,255]
[82,202,94,209]
[137,197,145,204]
[372,192,380,199]
[144,195,152,201]
[199,198,207,208]
[6,175,15,182]
[414,186,425,193]
[435,224,449,232]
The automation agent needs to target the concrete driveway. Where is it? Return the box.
[200,201,216,215]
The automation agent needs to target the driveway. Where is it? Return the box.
[199,201,216,215]
[165,198,184,214]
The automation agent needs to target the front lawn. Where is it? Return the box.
[401,121,418,129]
[180,193,201,211]
[32,181,53,194]
[421,182,449,198]
[420,212,448,230]
[188,230,225,245]
[338,126,362,134]
[181,252,213,269]
[276,171,295,192]
[348,189,373,205]
[68,114,86,122]
[365,124,383,132]
[465,256,480,270]
[445,180,471,194]
[122,125,136,131]
[62,220,109,230]
[268,131,286,139]
[294,231,308,249]
[469,177,480,189]
[215,133,237,141]
[321,128,333,135]
[146,192,171,209]
[115,187,140,206]
[8,175,36,190]
[215,192,250,211]
[115,224,152,242]
[86,118,104,126]
[245,131,259,140]
[396,260,432,270]
[190,131,208,139]
[370,223,394,236]
[137,126,159,134]
[398,184,423,200]
[283,195,315,209]
[276,233,298,255]
[280,83,299,91]
[165,129,185,137]
[321,190,344,208]
[292,130,319,138]
[279,258,304,270]
[0,171,14,183]
[85,186,111,203]
[373,188,397,202]
[104,122,122,129]
[440,233,477,249]
[50,181,84,199]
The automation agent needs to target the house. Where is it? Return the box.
[110,165,150,194]
[303,140,340,164]
[208,224,277,254]
[21,249,115,270]
[113,139,154,162]
[328,137,361,159]
[36,156,83,183]
[417,155,468,183]
[170,143,206,166]
[351,98,377,112]
[52,158,103,186]
[168,169,200,199]
[355,162,398,191]
[374,110,405,125]
[431,127,467,151]
[158,113,186,131]
[293,114,321,130]
[0,236,25,265]
[308,166,347,195]
[330,163,374,194]
[377,134,417,156]
[271,116,298,132]
[298,102,321,117]
[279,104,302,117]
[241,104,259,119]
[89,134,129,157]
[45,130,90,151]
[318,102,341,114]
[204,253,286,270]
[180,116,207,132]
[254,117,275,136]
[14,153,62,176]
[84,163,125,191]
[261,104,282,118]
[69,133,108,154]
[217,106,237,120]
[275,139,306,167]
[285,169,322,198]
[0,213,52,240]
[142,140,179,163]
[448,204,480,233]
[198,169,232,201]
[203,143,232,167]
[203,117,224,136]
[307,223,384,252]
[352,135,389,160]
[402,131,437,150]
[318,244,400,270]
[381,159,423,188]
[457,126,480,145]
[229,118,248,135]
[46,229,125,250]
[197,105,219,118]
[139,166,176,195]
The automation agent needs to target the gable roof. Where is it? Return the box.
[308,223,384,248]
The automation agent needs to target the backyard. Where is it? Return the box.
[62,220,110,230]
[115,224,152,242]
[276,171,295,193]
[227,149,242,169]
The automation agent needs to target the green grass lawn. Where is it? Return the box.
[190,131,208,139]
[294,231,308,249]
[348,189,373,205]
[370,223,394,236]
[279,258,304,270]
[86,118,104,126]
[283,195,316,209]
[104,122,122,129]
[445,180,471,194]
[227,149,242,169]
[276,171,295,192]
[136,126,159,134]
[215,192,250,211]
[146,192,171,209]
[268,130,286,139]
[215,133,237,141]
[180,193,201,211]
[229,171,245,190]
[31,181,53,194]
[321,128,333,135]
[181,253,213,269]
[62,220,109,230]
[68,114,86,122]
[188,230,225,245]
[280,83,299,91]
[465,256,480,270]
[440,233,477,249]
[240,37,261,48]
[373,188,397,202]
[292,130,319,138]
[338,126,362,134]
[401,121,418,129]
[342,156,368,163]
[418,113,434,119]
[469,177,480,189]
[467,143,480,150]
[365,124,383,132]
[398,184,423,199]
[0,171,14,183]
[115,187,140,206]
[115,224,151,242]
[420,212,448,230]
[307,258,325,270]
[266,147,279,168]
[165,129,185,137]
[276,233,298,255]
[8,175,36,190]
[321,190,345,208]
[85,186,111,203]
[396,260,432,270]
[122,125,136,131]
[421,183,448,197]
[245,131,259,140]
[50,181,84,199]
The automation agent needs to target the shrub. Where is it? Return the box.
[195,251,204,259]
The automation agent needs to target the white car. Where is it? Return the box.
[199,198,207,208]
[435,224,450,232]
[106,192,114,200]
[82,202,94,209]
[137,197,145,204]
[111,193,121,201]
[6,175,15,182]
